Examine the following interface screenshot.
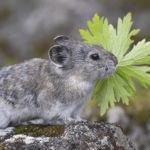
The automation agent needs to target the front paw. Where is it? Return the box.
[73,117,88,125]
[64,117,75,125]
[65,117,88,125]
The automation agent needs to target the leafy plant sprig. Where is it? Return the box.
[79,13,150,115]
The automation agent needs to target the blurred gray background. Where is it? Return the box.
[0,0,150,149]
[0,0,150,65]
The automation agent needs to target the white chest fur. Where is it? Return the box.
[68,75,93,91]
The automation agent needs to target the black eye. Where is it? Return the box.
[90,53,100,60]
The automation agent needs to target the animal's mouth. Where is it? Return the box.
[103,65,116,78]
[97,63,117,79]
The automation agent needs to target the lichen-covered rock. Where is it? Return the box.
[0,122,137,150]
[107,106,150,150]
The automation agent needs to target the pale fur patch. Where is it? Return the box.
[41,100,82,123]
[41,101,75,121]
[68,75,92,90]
[41,101,63,120]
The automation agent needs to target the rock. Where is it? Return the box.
[106,107,150,150]
[128,124,150,150]
[0,122,137,150]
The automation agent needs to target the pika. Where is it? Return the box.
[0,35,118,129]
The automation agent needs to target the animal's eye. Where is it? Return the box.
[90,53,100,60]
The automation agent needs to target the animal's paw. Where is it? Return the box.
[21,119,45,125]
[0,127,15,137]
[64,117,75,125]
[65,117,88,125]
[73,117,88,125]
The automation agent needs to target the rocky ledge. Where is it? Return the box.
[0,121,137,150]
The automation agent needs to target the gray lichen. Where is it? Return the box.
[0,121,137,150]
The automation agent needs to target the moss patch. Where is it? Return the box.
[15,124,65,137]
[0,146,5,150]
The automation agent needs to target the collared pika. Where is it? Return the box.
[0,35,118,128]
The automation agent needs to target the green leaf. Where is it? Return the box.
[119,66,150,88]
[79,13,150,115]
[119,39,150,66]
[79,13,111,49]
[94,77,116,115]
[108,13,140,61]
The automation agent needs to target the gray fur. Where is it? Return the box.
[0,35,118,128]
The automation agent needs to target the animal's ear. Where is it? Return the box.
[54,35,70,45]
[48,45,72,67]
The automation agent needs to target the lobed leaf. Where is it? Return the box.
[119,40,150,66]
[79,13,150,115]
